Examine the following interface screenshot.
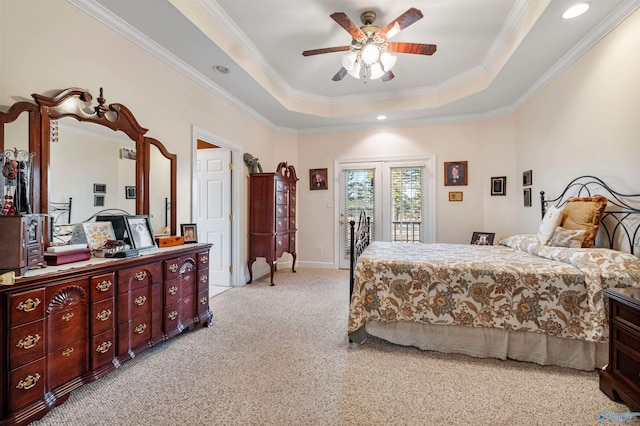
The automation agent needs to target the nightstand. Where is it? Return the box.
[599,288,640,411]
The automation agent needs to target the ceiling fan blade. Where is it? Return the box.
[386,42,437,55]
[377,8,424,39]
[332,67,348,81]
[381,71,395,82]
[330,12,366,40]
[302,46,351,56]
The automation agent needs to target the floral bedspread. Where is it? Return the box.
[348,235,640,343]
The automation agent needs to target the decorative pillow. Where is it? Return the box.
[560,196,607,248]
[547,227,586,248]
[537,205,564,244]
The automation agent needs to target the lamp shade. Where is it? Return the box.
[369,63,385,80]
[380,52,397,72]
[347,60,361,79]
[341,51,357,71]
[361,43,380,65]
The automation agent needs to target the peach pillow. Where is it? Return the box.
[560,196,607,248]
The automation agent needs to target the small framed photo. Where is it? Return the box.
[72,222,115,251]
[524,188,532,207]
[120,146,137,160]
[181,224,198,243]
[523,170,532,187]
[448,191,463,202]
[125,186,136,199]
[94,195,105,207]
[310,168,328,190]
[125,215,157,250]
[444,161,467,186]
[471,232,495,245]
[93,183,107,193]
[491,176,506,196]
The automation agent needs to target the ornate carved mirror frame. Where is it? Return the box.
[0,87,177,240]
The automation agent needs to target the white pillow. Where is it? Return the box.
[537,206,564,244]
[547,226,586,248]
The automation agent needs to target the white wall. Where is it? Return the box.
[1,1,639,274]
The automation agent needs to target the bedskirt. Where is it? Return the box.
[359,320,608,371]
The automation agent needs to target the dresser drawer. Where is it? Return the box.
[614,303,640,329]
[164,302,181,332]
[164,278,181,306]
[165,258,181,280]
[276,204,287,217]
[119,262,162,292]
[129,313,152,349]
[91,298,115,336]
[9,319,46,369]
[9,288,45,327]
[276,216,289,232]
[197,251,209,268]
[118,286,151,323]
[91,272,115,301]
[91,329,115,370]
[197,290,210,318]
[9,357,45,412]
[47,305,87,352]
[47,338,86,390]
[197,270,209,294]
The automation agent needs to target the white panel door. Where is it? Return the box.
[197,148,231,287]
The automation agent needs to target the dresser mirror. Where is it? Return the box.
[1,87,177,243]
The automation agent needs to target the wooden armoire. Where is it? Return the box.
[247,162,298,285]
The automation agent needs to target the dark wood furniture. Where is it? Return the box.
[599,288,640,411]
[247,162,298,285]
[0,244,212,425]
[0,215,46,276]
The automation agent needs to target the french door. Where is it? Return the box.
[337,157,435,269]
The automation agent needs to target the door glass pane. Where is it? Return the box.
[390,167,422,242]
[343,168,375,259]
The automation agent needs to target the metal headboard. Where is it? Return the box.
[540,175,640,254]
[349,210,370,296]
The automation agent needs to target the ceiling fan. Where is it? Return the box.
[302,8,437,82]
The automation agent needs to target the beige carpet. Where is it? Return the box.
[32,268,636,426]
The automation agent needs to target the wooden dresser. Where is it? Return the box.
[0,244,212,425]
[599,288,640,411]
[247,162,298,285]
[0,214,46,276]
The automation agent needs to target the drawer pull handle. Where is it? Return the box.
[134,296,147,306]
[168,286,178,295]
[134,271,147,281]
[16,298,41,312]
[17,334,41,350]
[16,373,41,390]
[62,348,74,357]
[96,309,112,321]
[169,263,178,272]
[96,341,112,354]
[61,312,74,322]
[96,280,112,292]
[200,297,208,305]
[200,256,208,263]
[134,323,147,334]
[168,310,178,320]
[200,275,208,283]
[184,275,191,282]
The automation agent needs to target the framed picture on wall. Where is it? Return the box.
[448,191,463,202]
[491,176,506,196]
[310,168,328,190]
[125,186,136,199]
[524,188,532,207]
[444,161,468,186]
[523,170,532,186]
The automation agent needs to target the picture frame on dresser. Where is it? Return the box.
[181,223,198,243]
[125,215,157,250]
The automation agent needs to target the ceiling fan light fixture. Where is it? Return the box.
[347,61,361,79]
[361,43,380,65]
[562,3,590,19]
[369,63,385,80]
[380,52,397,72]
[341,51,358,71]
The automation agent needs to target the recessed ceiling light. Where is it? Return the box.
[376,115,387,120]
[562,3,590,19]
[213,65,230,74]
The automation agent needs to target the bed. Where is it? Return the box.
[348,176,640,370]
